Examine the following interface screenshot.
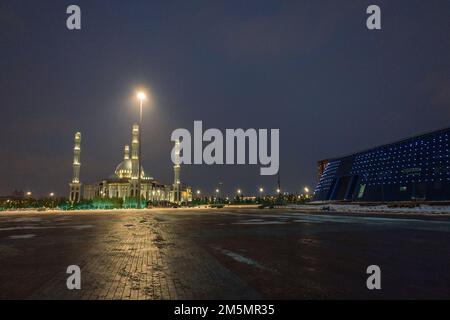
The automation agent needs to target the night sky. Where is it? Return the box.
[0,0,449,197]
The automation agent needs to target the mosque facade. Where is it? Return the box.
[68,124,192,206]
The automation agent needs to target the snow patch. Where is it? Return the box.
[8,234,36,239]
[288,204,450,215]
[13,217,43,222]
[214,247,275,272]
[72,225,93,230]
[233,219,286,225]
[0,225,94,232]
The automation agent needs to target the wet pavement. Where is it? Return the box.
[0,208,449,299]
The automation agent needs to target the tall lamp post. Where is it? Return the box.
[304,186,310,199]
[215,188,220,204]
[137,91,146,209]
[49,192,55,208]
[258,187,264,203]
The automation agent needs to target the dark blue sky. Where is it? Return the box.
[0,0,449,197]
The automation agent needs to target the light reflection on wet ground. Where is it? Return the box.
[0,208,449,299]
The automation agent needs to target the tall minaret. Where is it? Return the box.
[131,124,139,180]
[69,132,82,204]
[129,124,140,198]
[173,139,181,203]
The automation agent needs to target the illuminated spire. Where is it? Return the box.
[173,139,181,203]
[131,124,139,180]
[69,132,82,204]
[72,132,81,183]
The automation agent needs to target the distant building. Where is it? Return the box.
[69,124,192,205]
[313,127,450,202]
[316,159,328,181]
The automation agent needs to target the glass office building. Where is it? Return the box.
[313,128,450,202]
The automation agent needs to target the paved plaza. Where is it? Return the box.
[0,208,449,299]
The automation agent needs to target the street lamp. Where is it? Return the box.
[136,91,146,209]
[137,91,146,101]
[215,188,220,203]
[237,189,241,194]
[49,192,55,208]
[304,186,310,199]
[276,188,281,194]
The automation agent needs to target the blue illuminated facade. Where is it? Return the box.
[313,128,450,202]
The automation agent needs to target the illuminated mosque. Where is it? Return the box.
[68,124,192,205]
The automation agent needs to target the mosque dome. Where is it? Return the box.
[114,146,149,179]
[114,159,149,179]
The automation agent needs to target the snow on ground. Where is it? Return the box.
[232,219,287,225]
[8,234,36,239]
[287,204,450,215]
[212,246,276,273]
[1,204,450,215]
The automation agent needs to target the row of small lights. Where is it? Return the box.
[23,191,55,197]
[195,186,310,196]
[21,188,310,198]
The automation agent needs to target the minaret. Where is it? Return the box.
[173,139,181,203]
[131,124,139,180]
[130,124,139,198]
[69,132,82,204]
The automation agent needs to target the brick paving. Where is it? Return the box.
[11,213,258,299]
[0,208,449,299]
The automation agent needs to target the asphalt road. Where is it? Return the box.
[0,208,449,299]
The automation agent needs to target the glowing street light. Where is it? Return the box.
[214,188,220,204]
[26,191,32,197]
[196,190,201,195]
[304,186,310,198]
[137,92,146,101]
[136,90,147,209]
[259,187,264,193]
[49,192,55,208]
[237,189,241,194]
